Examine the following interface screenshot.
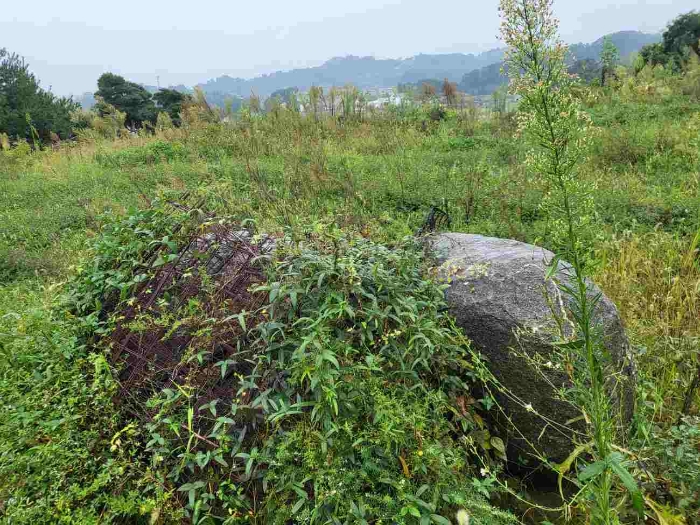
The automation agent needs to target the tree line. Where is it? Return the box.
[0,56,192,147]
[93,73,191,129]
[639,11,700,69]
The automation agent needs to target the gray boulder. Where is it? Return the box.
[430,233,636,464]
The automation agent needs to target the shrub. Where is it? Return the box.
[94,140,188,168]
[648,417,700,518]
[65,205,515,524]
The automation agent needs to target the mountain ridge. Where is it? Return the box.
[196,48,508,97]
[77,30,661,108]
[459,30,661,95]
[195,31,659,98]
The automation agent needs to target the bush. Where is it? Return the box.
[66,205,514,524]
[648,417,700,517]
[94,140,188,168]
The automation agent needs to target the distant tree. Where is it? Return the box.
[600,36,620,86]
[420,82,436,102]
[153,88,192,126]
[288,91,301,113]
[442,78,457,105]
[95,73,156,127]
[459,63,508,96]
[639,42,671,68]
[201,91,243,113]
[569,58,602,83]
[269,87,299,107]
[327,87,339,117]
[308,85,323,118]
[190,87,219,122]
[491,85,507,115]
[264,95,282,115]
[663,11,700,60]
[223,97,239,120]
[0,48,78,143]
[340,85,360,118]
[248,92,261,114]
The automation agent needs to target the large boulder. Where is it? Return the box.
[430,233,636,465]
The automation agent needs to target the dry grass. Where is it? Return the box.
[597,228,700,419]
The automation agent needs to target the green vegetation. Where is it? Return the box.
[639,11,700,72]
[501,1,642,521]
[153,88,193,127]
[600,37,620,86]
[664,11,700,61]
[95,72,158,128]
[60,206,514,523]
[0,48,79,144]
[94,73,195,130]
[2,3,700,523]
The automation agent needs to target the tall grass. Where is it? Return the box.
[598,229,700,417]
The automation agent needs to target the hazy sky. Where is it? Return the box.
[0,0,696,96]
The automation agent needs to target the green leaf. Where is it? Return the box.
[490,436,506,454]
[322,351,340,368]
[269,283,280,303]
[291,485,308,500]
[416,484,430,498]
[608,454,644,516]
[557,441,591,498]
[553,339,585,351]
[545,254,562,279]
[213,454,229,467]
[431,515,452,525]
[578,459,606,482]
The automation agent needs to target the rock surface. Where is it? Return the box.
[430,233,636,464]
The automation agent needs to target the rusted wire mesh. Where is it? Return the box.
[105,215,275,428]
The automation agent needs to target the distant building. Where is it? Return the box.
[368,95,404,108]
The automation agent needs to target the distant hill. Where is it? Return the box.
[198,51,507,98]
[458,62,506,96]
[568,30,661,62]
[459,31,660,95]
[141,84,192,95]
[77,31,662,108]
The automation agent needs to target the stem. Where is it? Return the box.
[681,360,700,417]
[514,3,614,522]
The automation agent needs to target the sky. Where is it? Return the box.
[0,0,696,97]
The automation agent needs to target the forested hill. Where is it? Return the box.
[570,30,661,61]
[460,30,661,95]
[198,49,506,97]
[197,31,658,98]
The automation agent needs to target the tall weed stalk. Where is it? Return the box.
[499,1,643,522]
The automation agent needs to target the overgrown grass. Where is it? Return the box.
[1,73,699,522]
[0,283,169,523]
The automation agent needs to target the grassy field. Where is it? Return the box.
[1,71,700,523]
